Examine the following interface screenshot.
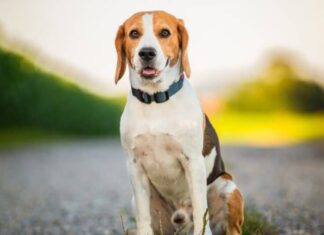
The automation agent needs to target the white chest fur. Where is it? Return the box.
[133,133,189,203]
[120,80,203,204]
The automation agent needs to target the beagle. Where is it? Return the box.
[115,11,244,235]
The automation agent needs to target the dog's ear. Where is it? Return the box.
[177,19,191,78]
[114,24,126,84]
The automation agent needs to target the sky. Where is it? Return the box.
[0,0,323,95]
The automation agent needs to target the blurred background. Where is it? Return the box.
[0,0,323,234]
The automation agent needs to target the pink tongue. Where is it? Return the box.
[142,68,156,76]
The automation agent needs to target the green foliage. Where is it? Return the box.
[243,209,278,235]
[0,47,124,136]
[226,56,324,113]
[210,111,324,145]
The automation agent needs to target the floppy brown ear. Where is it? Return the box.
[177,19,191,78]
[114,25,126,84]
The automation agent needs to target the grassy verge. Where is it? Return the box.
[209,111,324,146]
[243,209,278,235]
[0,47,126,140]
[0,128,76,149]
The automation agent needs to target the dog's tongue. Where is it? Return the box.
[142,68,156,76]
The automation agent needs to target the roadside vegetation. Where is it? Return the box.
[0,47,124,146]
[242,209,278,235]
[208,54,324,146]
[1,47,323,147]
[210,111,324,146]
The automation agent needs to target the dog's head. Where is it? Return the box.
[114,11,190,85]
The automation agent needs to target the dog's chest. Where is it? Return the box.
[132,133,190,202]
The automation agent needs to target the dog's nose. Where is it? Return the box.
[173,214,185,224]
[139,47,156,61]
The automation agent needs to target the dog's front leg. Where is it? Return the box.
[182,155,212,235]
[127,156,153,235]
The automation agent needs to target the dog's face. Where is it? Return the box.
[114,11,190,84]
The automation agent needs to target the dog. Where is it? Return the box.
[115,11,244,235]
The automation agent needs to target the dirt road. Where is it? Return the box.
[0,139,323,235]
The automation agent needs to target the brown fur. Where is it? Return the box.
[114,25,127,83]
[207,185,244,235]
[208,186,227,235]
[152,12,191,77]
[227,189,244,235]
[152,11,180,67]
[149,183,175,235]
[177,18,191,77]
[114,12,144,83]
[221,172,233,181]
[202,115,217,156]
[202,115,226,185]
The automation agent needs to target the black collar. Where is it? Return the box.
[131,74,184,104]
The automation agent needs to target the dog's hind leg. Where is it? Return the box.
[207,185,227,235]
[149,183,176,235]
[226,188,244,235]
[207,174,244,235]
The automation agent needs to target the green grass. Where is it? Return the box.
[0,46,125,140]
[0,128,75,148]
[210,111,324,146]
[122,208,277,235]
[243,209,278,235]
[225,56,324,113]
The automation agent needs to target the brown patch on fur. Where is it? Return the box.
[114,12,145,83]
[149,183,175,235]
[123,13,144,65]
[227,189,244,235]
[202,115,217,156]
[203,115,225,185]
[152,11,179,66]
[177,19,191,77]
[207,186,227,235]
[114,25,127,83]
[152,11,191,77]
[221,172,233,181]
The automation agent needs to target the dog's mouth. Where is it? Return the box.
[140,58,170,79]
[141,67,158,79]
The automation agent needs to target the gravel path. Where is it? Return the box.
[0,139,323,235]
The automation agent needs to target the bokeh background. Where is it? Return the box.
[0,1,323,235]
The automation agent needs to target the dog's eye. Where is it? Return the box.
[129,30,140,39]
[160,29,170,38]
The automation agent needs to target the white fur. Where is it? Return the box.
[213,177,238,196]
[120,13,213,235]
[133,14,166,76]
[204,147,216,178]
